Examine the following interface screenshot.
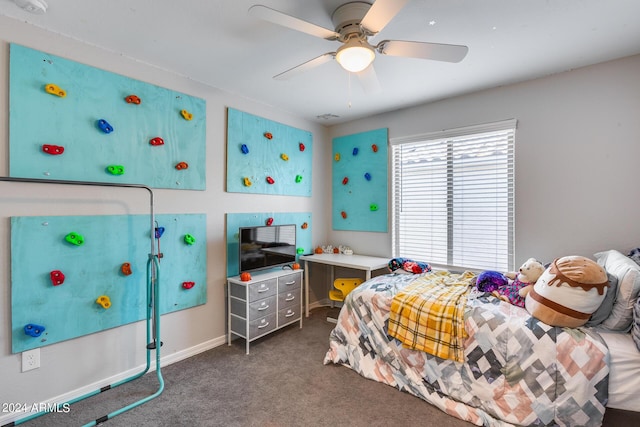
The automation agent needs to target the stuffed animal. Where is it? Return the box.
[525,256,609,327]
[475,271,508,293]
[492,258,545,307]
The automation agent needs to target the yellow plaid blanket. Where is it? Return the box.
[387,271,475,362]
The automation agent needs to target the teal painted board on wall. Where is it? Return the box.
[11,213,207,353]
[226,108,312,196]
[9,44,206,190]
[332,128,388,232]
[226,212,312,277]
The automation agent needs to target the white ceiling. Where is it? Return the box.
[2,0,640,124]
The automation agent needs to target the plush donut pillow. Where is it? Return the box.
[525,256,609,327]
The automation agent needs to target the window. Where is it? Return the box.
[391,120,516,271]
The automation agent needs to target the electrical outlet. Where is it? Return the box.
[22,348,40,372]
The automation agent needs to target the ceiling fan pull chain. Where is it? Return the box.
[347,72,352,108]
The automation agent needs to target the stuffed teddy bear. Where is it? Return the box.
[525,255,609,327]
[488,258,545,307]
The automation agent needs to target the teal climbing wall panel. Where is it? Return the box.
[226,108,312,196]
[226,212,312,277]
[9,44,206,190]
[11,213,207,353]
[332,128,388,232]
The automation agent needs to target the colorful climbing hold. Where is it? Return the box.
[181,109,193,121]
[334,153,341,161]
[370,203,379,211]
[97,119,114,134]
[149,137,165,146]
[24,324,46,337]
[65,232,84,246]
[121,262,133,276]
[372,144,378,153]
[264,132,273,140]
[42,144,64,155]
[266,217,274,226]
[301,222,308,229]
[182,281,195,290]
[352,147,359,156]
[44,83,66,97]
[341,211,347,219]
[299,142,306,152]
[296,248,305,255]
[241,144,249,154]
[155,227,165,239]
[96,295,111,309]
[243,177,252,187]
[107,165,125,175]
[295,175,303,183]
[50,270,65,286]
[125,95,141,104]
[266,176,275,184]
[184,234,196,245]
[364,172,372,181]
[342,177,349,185]
[175,162,189,170]
[281,153,289,161]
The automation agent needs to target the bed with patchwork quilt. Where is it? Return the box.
[323,271,612,427]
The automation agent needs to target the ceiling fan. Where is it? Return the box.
[248,0,469,88]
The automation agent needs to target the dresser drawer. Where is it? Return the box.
[278,273,301,293]
[248,278,277,302]
[278,306,300,326]
[230,295,276,320]
[249,313,277,338]
[278,289,299,309]
[230,312,277,339]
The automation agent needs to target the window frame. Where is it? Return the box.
[390,119,516,272]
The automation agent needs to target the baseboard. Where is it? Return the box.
[0,335,227,426]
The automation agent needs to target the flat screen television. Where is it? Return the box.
[239,224,297,273]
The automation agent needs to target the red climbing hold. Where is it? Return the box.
[50,270,65,286]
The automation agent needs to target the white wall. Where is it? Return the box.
[0,16,330,423]
[328,55,640,266]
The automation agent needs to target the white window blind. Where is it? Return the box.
[391,120,516,271]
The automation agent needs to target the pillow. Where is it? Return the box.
[594,250,640,331]
[585,272,618,327]
[633,296,640,351]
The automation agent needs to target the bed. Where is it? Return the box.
[324,250,640,427]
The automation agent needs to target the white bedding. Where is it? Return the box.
[599,331,640,411]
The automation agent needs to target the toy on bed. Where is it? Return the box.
[525,255,609,327]
[475,258,545,307]
[388,257,431,274]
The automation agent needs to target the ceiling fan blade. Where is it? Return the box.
[249,5,339,40]
[357,65,382,94]
[360,0,410,35]
[378,40,469,63]
[273,53,336,80]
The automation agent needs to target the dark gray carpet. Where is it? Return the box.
[16,307,639,427]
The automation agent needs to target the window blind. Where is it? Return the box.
[391,120,516,271]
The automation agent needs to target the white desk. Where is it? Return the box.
[299,253,389,317]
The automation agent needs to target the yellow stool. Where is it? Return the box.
[327,278,363,323]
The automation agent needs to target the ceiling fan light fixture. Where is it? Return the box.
[335,39,375,73]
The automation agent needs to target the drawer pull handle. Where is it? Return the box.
[257,321,270,329]
[257,304,269,311]
[257,287,270,293]
[284,280,296,285]
[285,295,295,301]
[285,310,295,317]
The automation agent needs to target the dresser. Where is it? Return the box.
[227,269,303,354]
